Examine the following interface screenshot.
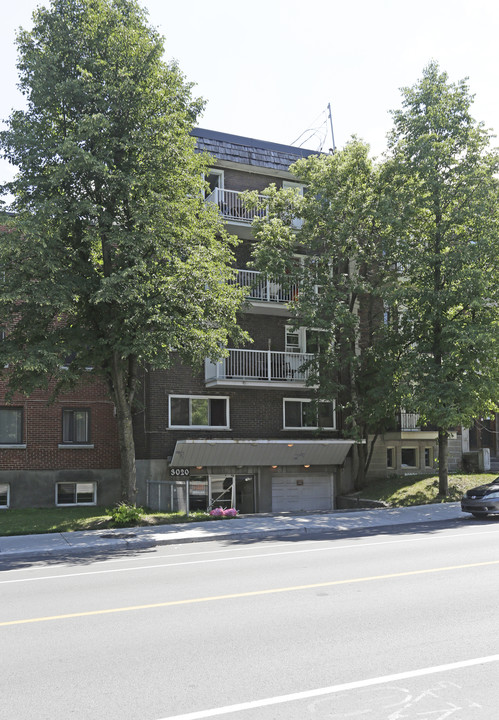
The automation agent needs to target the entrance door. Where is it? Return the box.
[209,475,235,510]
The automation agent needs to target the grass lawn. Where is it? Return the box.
[0,506,215,537]
[0,472,497,536]
[359,472,498,507]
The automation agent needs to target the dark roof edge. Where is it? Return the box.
[192,127,320,159]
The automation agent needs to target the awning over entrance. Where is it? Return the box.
[170,439,355,468]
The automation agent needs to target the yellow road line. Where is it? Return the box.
[2,558,498,627]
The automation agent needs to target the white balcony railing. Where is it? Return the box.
[205,349,313,385]
[400,412,421,431]
[206,187,267,224]
[235,269,298,304]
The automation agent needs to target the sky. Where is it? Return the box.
[1,0,499,189]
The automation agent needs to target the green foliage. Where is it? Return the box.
[106,502,143,527]
[0,0,247,502]
[385,63,499,492]
[358,473,499,506]
[251,139,403,484]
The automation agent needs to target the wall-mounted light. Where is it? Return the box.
[271,465,278,469]
[304,464,310,468]
[195,466,203,470]
[287,443,294,447]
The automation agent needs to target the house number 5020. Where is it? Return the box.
[170,468,190,477]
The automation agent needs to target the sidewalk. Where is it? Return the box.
[0,502,466,560]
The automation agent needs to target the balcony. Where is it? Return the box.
[235,269,298,305]
[205,349,313,388]
[400,412,421,431]
[383,412,438,440]
[206,187,267,225]
[206,188,303,230]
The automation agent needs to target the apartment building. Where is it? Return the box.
[133,129,357,514]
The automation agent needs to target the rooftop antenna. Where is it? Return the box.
[327,102,336,153]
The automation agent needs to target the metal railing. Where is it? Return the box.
[205,349,313,384]
[400,412,421,431]
[206,187,267,224]
[234,269,298,304]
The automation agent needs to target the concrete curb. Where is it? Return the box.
[0,502,468,561]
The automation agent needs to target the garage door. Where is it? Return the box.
[272,476,332,512]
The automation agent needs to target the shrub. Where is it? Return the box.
[107,502,144,527]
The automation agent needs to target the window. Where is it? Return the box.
[386,447,395,469]
[62,409,90,444]
[424,447,433,467]
[205,169,224,196]
[169,396,229,429]
[401,447,418,468]
[56,482,96,506]
[0,407,23,445]
[285,327,325,354]
[0,483,9,508]
[283,399,336,429]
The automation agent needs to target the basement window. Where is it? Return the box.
[56,482,96,506]
[0,483,10,508]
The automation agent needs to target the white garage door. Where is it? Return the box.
[272,475,332,512]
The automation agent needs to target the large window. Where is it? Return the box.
[169,396,229,429]
[283,399,335,429]
[285,326,325,354]
[401,447,418,468]
[0,407,23,445]
[62,409,90,444]
[56,482,96,506]
[0,483,10,508]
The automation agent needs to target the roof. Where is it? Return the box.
[192,128,320,172]
[171,438,355,467]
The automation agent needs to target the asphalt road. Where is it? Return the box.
[2,519,499,719]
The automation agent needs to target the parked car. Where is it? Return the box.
[461,479,499,518]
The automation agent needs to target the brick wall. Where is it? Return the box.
[133,363,339,461]
[0,375,120,471]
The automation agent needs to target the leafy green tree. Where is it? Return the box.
[385,62,499,495]
[249,139,402,487]
[0,0,245,503]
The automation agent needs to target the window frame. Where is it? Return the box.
[400,446,418,469]
[205,168,224,197]
[0,407,24,446]
[285,326,326,355]
[0,482,10,509]
[55,481,97,507]
[168,395,230,430]
[61,408,91,446]
[386,446,395,469]
[283,398,336,430]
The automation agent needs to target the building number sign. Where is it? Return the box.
[170,468,190,477]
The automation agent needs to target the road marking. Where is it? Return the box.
[2,557,499,627]
[154,654,499,719]
[3,526,499,584]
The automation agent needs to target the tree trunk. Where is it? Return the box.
[438,428,449,496]
[110,354,137,505]
[355,442,367,490]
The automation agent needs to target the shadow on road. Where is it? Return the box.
[1,513,498,572]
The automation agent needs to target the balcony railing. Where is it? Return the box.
[234,269,298,304]
[205,349,313,385]
[400,412,421,431]
[206,187,267,224]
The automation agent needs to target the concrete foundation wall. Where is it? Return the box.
[2,468,121,509]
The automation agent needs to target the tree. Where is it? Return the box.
[249,139,402,487]
[385,62,499,495]
[0,0,245,504]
